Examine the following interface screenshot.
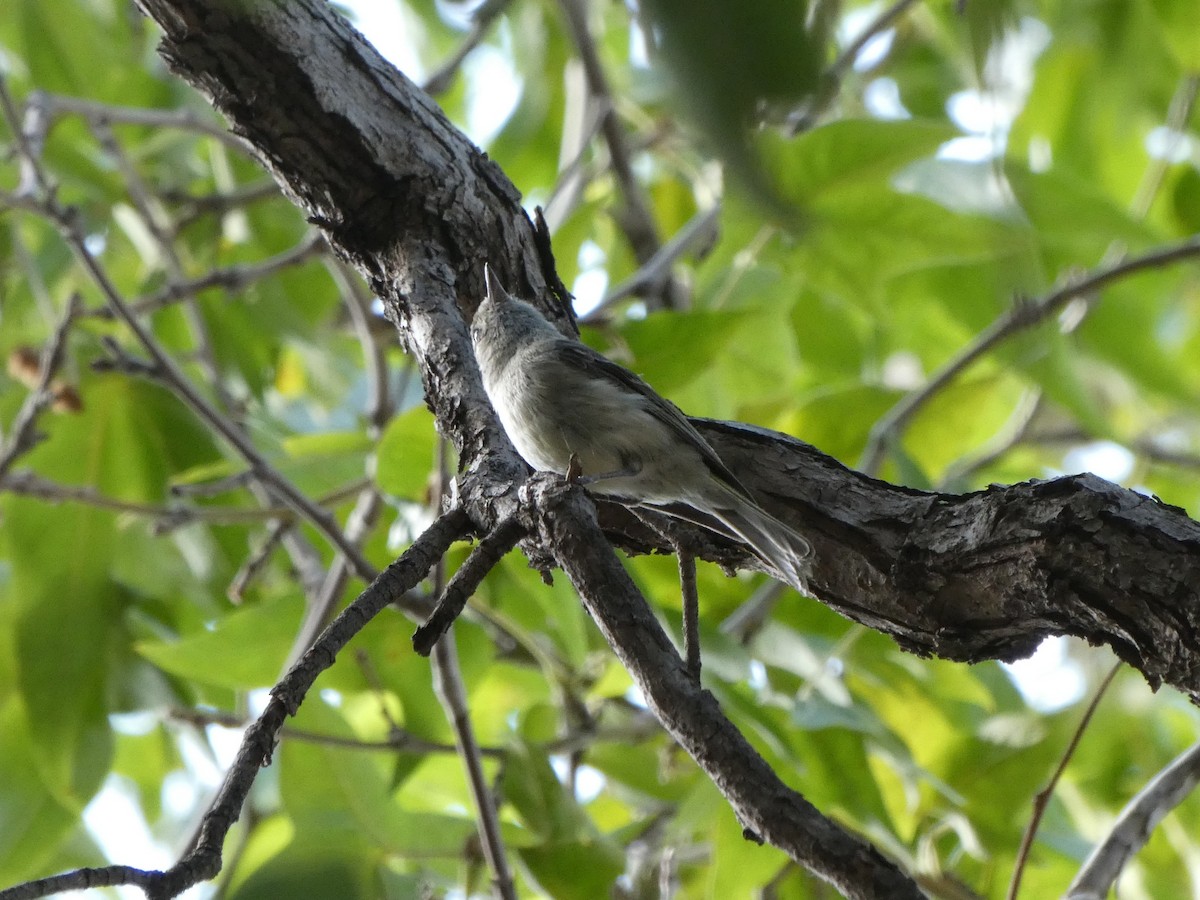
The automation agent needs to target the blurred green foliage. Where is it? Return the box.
[2,0,1200,898]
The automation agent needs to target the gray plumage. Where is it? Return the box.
[471,265,812,593]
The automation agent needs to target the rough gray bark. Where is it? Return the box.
[700,421,1200,697]
[129,0,1200,894]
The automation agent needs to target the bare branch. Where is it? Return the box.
[282,485,384,668]
[328,258,391,433]
[678,549,700,680]
[1007,663,1121,900]
[0,167,378,586]
[586,204,721,315]
[1066,738,1200,899]
[83,232,327,319]
[164,179,282,227]
[426,437,517,900]
[1129,73,1200,220]
[432,637,517,899]
[0,293,81,479]
[558,0,678,305]
[863,72,1200,478]
[860,235,1200,475]
[422,0,513,96]
[26,89,250,151]
[829,0,922,83]
[168,705,491,756]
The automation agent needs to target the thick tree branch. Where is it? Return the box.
[700,420,1200,698]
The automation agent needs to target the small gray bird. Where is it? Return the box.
[471,265,813,593]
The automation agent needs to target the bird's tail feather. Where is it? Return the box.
[714,498,813,595]
[639,493,813,594]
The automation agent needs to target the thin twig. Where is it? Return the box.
[171,700,661,759]
[227,522,289,603]
[166,180,282,228]
[83,232,327,319]
[678,549,701,681]
[422,0,514,96]
[719,580,785,643]
[432,638,515,898]
[280,258,392,664]
[282,486,384,668]
[1007,662,1121,900]
[829,0,922,84]
[788,0,922,135]
[863,72,1200,478]
[935,389,1043,489]
[328,258,391,433]
[26,89,250,151]
[541,82,608,233]
[557,0,669,295]
[93,119,235,409]
[586,205,721,315]
[1129,74,1200,220]
[0,469,370,529]
[0,293,81,479]
[860,235,1200,475]
[169,705,491,755]
[0,471,265,525]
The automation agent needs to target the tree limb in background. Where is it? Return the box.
[1066,739,1200,899]
[427,436,516,900]
[859,235,1200,476]
[0,293,81,479]
[0,84,379,583]
[862,70,1200,479]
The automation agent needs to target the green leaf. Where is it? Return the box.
[1145,0,1200,67]
[136,592,303,688]
[905,373,1026,479]
[602,308,750,396]
[502,740,594,842]
[518,839,624,899]
[1171,167,1200,234]
[0,698,82,884]
[5,497,115,800]
[282,430,372,459]
[225,818,377,900]
[763,119,958,203]
[375,404,438,500]
[281,698,505,857]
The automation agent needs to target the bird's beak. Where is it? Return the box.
[483,263,507,304]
